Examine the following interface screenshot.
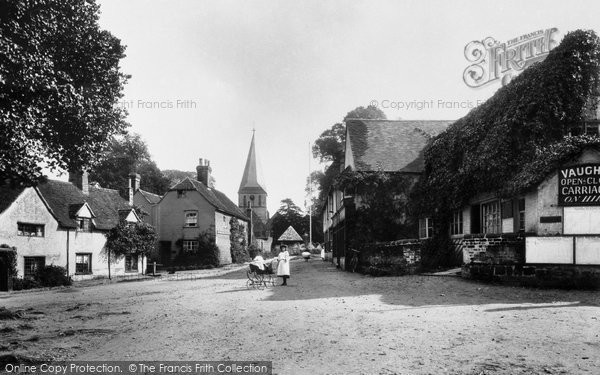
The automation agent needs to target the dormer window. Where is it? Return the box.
[77,218,92,232]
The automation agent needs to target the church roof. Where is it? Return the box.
[238,133,267,194]
[278,225,303,242]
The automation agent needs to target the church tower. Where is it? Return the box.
[238,131,268,224]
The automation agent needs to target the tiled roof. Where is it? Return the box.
[346,119,453,173]
[0,186,25,215]
[36,180,132,230]
[278,225,303,242]
[170,178,249,221]
[138,189,162,204]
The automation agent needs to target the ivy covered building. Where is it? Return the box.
[322,119,451,269]
[415,30,600,285]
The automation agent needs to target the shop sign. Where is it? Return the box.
[558,164,600,206]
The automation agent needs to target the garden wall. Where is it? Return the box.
[358,239,421,276]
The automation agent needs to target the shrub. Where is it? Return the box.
[34,265,71,287]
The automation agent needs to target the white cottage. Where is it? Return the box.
[0,172,142,280]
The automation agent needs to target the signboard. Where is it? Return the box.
[558,164,600,206]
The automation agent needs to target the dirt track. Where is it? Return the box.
[1,257,599,374]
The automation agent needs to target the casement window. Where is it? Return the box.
[419,218,433,239]
[77,218,92,232]
[450,210,463,235]
[518,199,526,232]
[23,256,45,278]
[184,212,198,227]
[75,253,92,274]
[182,240,199,252]
[125,254,138,272]
[17,223,44,237]
[481,200,501,234]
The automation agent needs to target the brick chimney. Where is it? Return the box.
[69,171,89,195]
[128,173,141,206]
[196,158,213,187]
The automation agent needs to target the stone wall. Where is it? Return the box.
[462,233,525,264]
[463,263,600,289]
[358,239,421,276]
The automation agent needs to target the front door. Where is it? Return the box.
[159,241,171,266]
[0,257,8,292]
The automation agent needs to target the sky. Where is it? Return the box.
[67,0,600,215]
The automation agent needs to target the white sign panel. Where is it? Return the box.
[526,237,573,264]
[575,237,600,265]
[564,207,600,234]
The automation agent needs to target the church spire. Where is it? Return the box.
[238,131,267,195]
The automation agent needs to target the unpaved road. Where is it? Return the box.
[1,258,599,374]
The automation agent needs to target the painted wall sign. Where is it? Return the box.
[463,28,559,88]
[558,164,600,206]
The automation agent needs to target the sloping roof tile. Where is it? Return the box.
[346,120,453,173]
[170,178,249,221]
[278,226,303,242]
[37,180,131,230]
[138,189,162,204]
[0,186,25,215]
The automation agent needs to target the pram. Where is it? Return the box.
[246,261,276,289]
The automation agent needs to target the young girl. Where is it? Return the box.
[276,244,290,285]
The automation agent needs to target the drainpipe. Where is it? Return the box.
[66,229,70,277]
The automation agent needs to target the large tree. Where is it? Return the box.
[0,0,129,186]
[310,105,387,212]
[89,133,171,196]
[270,199,308,243]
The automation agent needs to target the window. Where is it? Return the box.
[17,223,44,237]
[419,218,433,239]
[177,190,186,198]
[481,201,501,234]
[243,195,247,207]
[23,256,45,278]
[450,210,463,235]
[125,254,138,272]
[258,195,262,207]
[77,218,92,232]
[185,212,198,227]
[182,240,199,252]
[518,199,526,232]
[75,253,92,274]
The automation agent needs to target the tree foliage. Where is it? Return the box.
[334,171,418,245]
[0,0,129,186]
[229,217,249,263]
[105,221,157,261]
[310,105,387,214]
[414,30,600,222]
[89,133,171,196]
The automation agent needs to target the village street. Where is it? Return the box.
[1,258,599,375]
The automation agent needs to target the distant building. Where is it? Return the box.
[156,159,249,265]
[0,172,141,280]
[238,132,272,251]
[277,226,304,254]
